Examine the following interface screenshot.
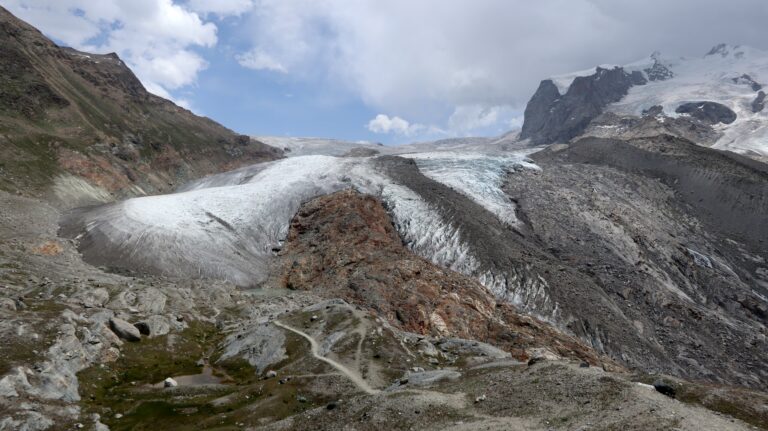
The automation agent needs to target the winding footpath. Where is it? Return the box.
[273,320,380,395]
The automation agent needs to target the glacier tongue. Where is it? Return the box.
[64,152,539,288]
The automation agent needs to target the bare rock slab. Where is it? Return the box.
[108,317,141,342]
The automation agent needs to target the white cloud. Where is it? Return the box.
[236,0,768,138]
[448,105,503,134]
[4,0,218,102]
[186,0,254,17]
[367,114,423,136]
[236,49,287,72]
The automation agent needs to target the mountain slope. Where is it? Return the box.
[0,6,281,205]
[506,135,768,388]
[521,44,768,161]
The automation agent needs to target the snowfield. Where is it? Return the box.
[65,151,539,289]
[551,44,768,158]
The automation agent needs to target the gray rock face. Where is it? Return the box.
[108,317,141,342]
[752,91,766,113]
[517,136,768,388]
[645,53,674,81]
[675,101,737,124]
[732,74,762,92]
[519,79,561,143]
[219,322,286,373]
[585,111,721,147]
[75,288,109,308]
[434,338,511,360]
[397,370,461,388]
[642,105,664,117]
[520,67,646,145]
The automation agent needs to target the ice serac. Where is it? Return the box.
[406,151,539,227]
[520,67,646,145]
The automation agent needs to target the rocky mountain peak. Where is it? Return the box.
[705,42,747,59]
[644,51,674,81]
[520,66,645,145]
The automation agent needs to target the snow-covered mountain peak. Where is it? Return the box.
[608,44,768,157]
[530,43,768,158]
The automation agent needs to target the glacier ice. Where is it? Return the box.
[404,151,540,226]
[64,152,539,289]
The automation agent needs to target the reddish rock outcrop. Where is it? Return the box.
[280,189,610,365]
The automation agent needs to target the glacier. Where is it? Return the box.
[63,151,540,289]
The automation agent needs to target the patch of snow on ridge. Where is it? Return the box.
[549,64,621,94]
[404,151,540,227]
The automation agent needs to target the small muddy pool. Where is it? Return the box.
[149,364,226,388]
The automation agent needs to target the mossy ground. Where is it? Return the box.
[77,320,337,430]
[0,299,64,376]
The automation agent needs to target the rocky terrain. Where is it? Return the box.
[4,186,768,430]
[1,5,768,431]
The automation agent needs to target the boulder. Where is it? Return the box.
[108,317,141,342]
[76,288,109,308]
[142,315,170,337]
[652,379,676,398]
[135,288,167,314]
[405,370,461,387]
[133,321,151,336]
[0,298,16,311]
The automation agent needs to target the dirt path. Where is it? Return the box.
[273,320,380,395]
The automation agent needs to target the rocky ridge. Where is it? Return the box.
[0,6,281,206]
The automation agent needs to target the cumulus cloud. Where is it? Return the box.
[4,0,218,103]
[236,49,287,72]
[448,105,507,135]
[367,114,424,136]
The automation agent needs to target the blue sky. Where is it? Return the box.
[4,0,768,144]
[185,35,385,142]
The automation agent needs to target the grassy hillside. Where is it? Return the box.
[0,6,281,205]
